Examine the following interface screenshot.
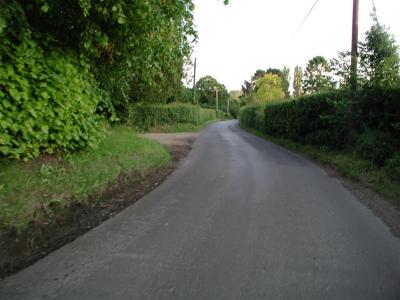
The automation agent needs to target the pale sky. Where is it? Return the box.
[191,0,400,91]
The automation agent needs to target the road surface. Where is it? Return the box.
[1,121,400,299]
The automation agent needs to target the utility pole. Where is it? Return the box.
[350,0,359,93]
[349,0,359,142]
[214,87,219,111]
[193,58,197,104]
[226,97,230,115]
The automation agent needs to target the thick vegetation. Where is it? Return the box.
[128,103,217,131]
[240,87,399,160]
[0,0,207,159]
[0,3,104,159]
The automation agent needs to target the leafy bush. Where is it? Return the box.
[228,101,240,119]
[128,103,217,130]
[239,105,260,130]
[0,4,103,159]
[356,87,400,150]
[16,0,196,110]
[240,87,400,164]
[385,153,400,179]
[356,130,393,165]
[263,91,350,148]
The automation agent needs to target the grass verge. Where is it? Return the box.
[241,125,400,208]
[0,125,170,232]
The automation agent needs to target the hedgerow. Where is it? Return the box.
[240,87,400,164]
[128,103,217,130]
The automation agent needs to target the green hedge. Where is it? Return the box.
[240,87,400,163]
[128,103,217,130]
[0,6,103,159]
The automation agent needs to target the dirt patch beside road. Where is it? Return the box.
[0,133,198,278]
[143,133,198,162]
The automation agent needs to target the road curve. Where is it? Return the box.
[1,120,400,300]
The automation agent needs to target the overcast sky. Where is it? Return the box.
[190,0,400,91]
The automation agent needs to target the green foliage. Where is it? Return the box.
[386,153,400,180]
[255,74,285,104]
[240,87,400,166]
[281,66,291,98]
[228,100,240,119]
[359,19,400,87]
[11,0,198,112]
[303,56,335,94]
[293,66,303,97]
[128,103,217,130]
[332,17,400,89]
[241,80,253,97]
[0,3,103,159]
[240,91,349,148]
[195,76,229,109]
[239,105,262,131]
[356,130,392,166]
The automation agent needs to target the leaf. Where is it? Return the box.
[41,4,49,13]
[117,17,125,25]
[0,17,7,35]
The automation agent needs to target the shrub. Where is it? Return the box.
[240,87,400,166]
[356,130,393,165]
[128,103,216,130]
[356,87,400,150]
[0,5,103,159]
[228,101,240,119]
[385,153,400,179]
[239,106,258,130]
[263,90,350,148]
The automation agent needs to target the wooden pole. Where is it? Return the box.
[215,87,219,111]
[350,0,359,93]
[193,58,197,104]
[349,0,359,142]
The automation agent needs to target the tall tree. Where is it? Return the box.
[359,20,400,87]
[303,56,335,94]
[255,74,285,104]
[241,80,253,97]
[331,50,352,88]
[281,66,291,98]
[331,15,400,88]
[251,69,267,83]
[195,76,229,109]
[293,66,303,97]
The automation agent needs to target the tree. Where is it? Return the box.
[241,80,253,97]
[359,20,400,87]
[251,69,267,83]
[293,66,303,97]
[331,51,352,88]
[281,66,291,98]
[195,76,229,109]
[17,0,198,111]
[255,74,285,104]
[303,56,335,94]
[331,15,400,89]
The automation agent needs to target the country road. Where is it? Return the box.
[1,120,400,300]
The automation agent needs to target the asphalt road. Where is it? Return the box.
[1,120,400,300]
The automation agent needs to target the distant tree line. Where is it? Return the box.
[238,14,399,105]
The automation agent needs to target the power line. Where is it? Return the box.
[292,0,320,38]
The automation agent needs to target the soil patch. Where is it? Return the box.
[0,134,197,278]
